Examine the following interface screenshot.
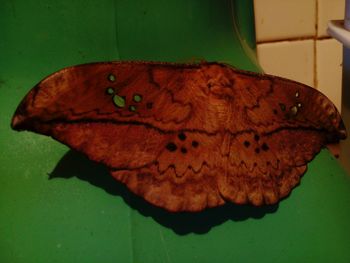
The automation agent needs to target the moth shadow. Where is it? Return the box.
[50,150,279,235]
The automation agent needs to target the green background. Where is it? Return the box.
[1,0,350,262]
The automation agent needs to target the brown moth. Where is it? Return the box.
[11,62,347,212]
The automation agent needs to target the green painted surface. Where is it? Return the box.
[1,0,350,262]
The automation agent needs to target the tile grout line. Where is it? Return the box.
[314,0,319,89]
[256,36,314,44]
[255,0,342,95]
[314,40,318,89]
[256,36,332,45]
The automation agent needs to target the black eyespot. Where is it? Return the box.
[244,141,250,147]
[279,103,286,111]
[254,135,260,141]
[146,102,153,109]
[273,109,278,115]
[262,143,269,151]
[192,140,199,148]
[181,147,187,154]
[178,133,186,141]
[255,148,260,154]
[166,142,177,152]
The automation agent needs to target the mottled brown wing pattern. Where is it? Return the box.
[11,62,346,212]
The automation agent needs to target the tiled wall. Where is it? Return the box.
[254,0,344,112]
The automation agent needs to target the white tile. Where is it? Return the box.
[317,0,345,37]
[316,39,343,111]
[254,0,316,42]
[257,39,315,87]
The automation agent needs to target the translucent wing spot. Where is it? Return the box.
[290,105,298,116]
[113,95,126,108]
[106,87,114,95]
[295,91,300,98]
[297,103,302,108]
[133,94,143,102]
[108,74,116,82]
[129,105,137,112]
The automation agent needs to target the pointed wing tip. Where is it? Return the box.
[338,119,347,140]
[11,114,25,130]
[11,99,33,131]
